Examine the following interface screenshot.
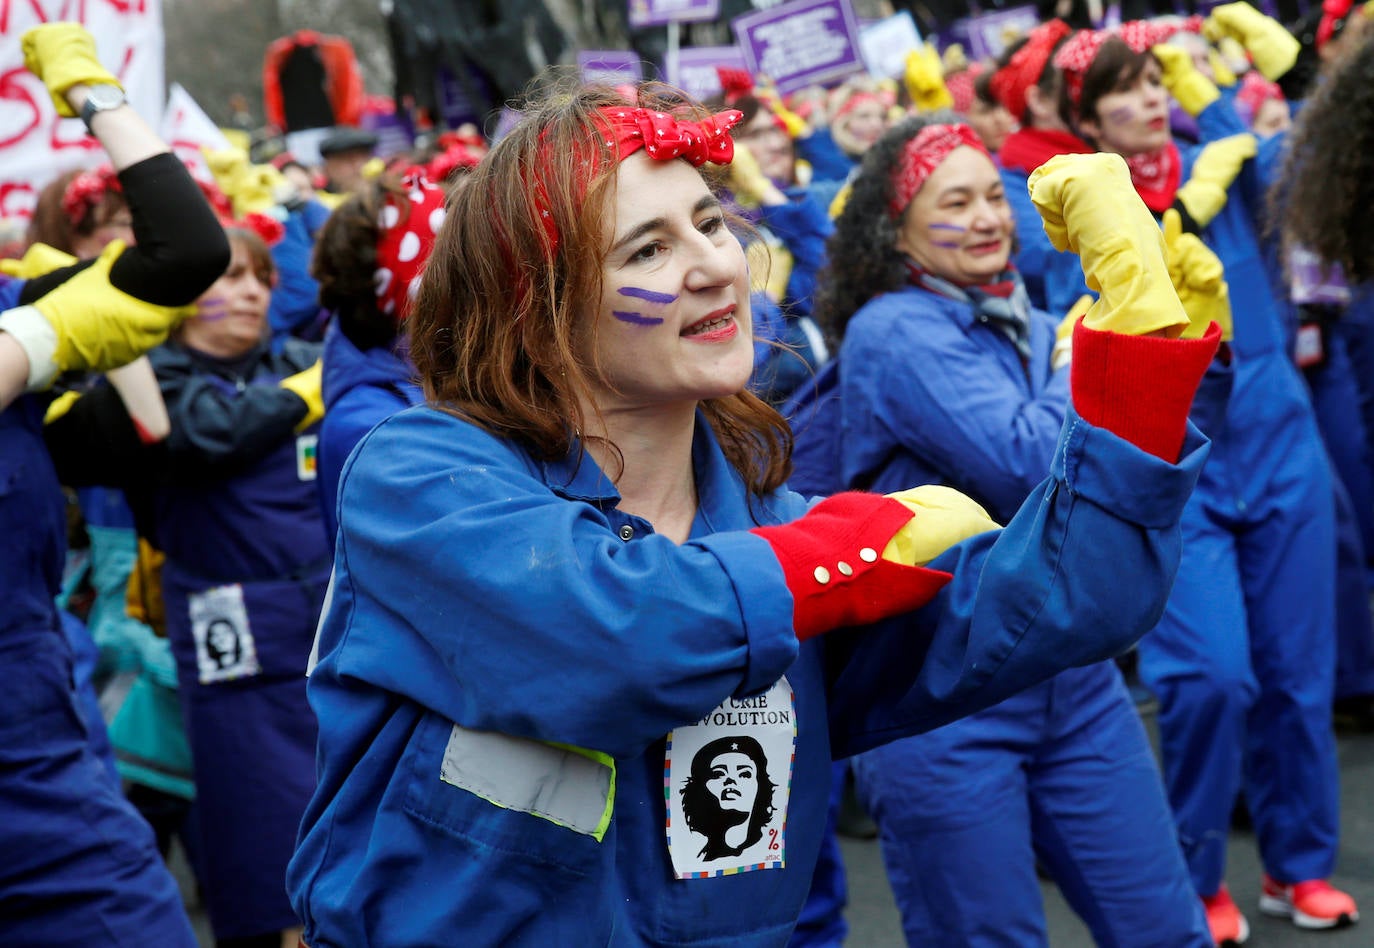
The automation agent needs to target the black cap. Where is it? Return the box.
[318,126,379,157]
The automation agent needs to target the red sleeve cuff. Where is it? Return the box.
[1070,318,1222,462]
[752,493,953,641]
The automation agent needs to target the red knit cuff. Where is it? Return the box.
[752,492,954,641]
[1071,318,1222,462]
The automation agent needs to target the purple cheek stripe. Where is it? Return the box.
[928,223,966,233]
[196,300,229,322]
[1107,107,1133,123]
[618,286,678,304]
[612,310,666,326]
[932,241,961,249]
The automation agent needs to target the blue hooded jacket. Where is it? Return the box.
[318,320,423,539]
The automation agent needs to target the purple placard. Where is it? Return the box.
[629,0,721,29]
[360,110,415,159]
[732,0,866,94]
[578,50,648,87]
[488,106,525,146]
[668,45,750,101]
[960,5,1041,61]
[435,65,494,129]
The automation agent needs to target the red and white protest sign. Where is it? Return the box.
[0,0,166,221]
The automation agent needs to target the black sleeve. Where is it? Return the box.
[18,259,96,304]
[44,383,164,488]
[19,154,230,308]
[107,152,230,306]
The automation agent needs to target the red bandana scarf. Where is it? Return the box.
[1125,142,1181,213]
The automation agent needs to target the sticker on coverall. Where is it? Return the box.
[296,433,319,481]
[189,584,262,684]
[665,677,796,879]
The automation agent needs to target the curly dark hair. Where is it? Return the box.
[1276,29,1374,284]
[812,112,955,342]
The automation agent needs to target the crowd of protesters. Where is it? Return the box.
[4,4,1374,946]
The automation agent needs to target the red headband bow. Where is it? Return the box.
[597,106,742,166]
[990,19,1073,121]
[373,171,446,321]
[1235,70,1284,123]
[61,166,122,230]
[889,123,990,218]
[833,90,883,122]
[1317,0,1355,49]
[946,64,984,116]
[534,106,742,255]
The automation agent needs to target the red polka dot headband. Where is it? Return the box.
[374,172,446,321]
[1054,20,1182,107]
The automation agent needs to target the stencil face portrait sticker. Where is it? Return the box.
[189,583,262,685]
[665,677,796,879]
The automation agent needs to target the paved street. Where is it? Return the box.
[841,722,1374,947]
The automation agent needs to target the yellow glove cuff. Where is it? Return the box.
[882,485,1000,565]
[0,242,78,279]
[1175,181,1228,230]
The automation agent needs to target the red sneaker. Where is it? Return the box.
[1202,884,1250,946]
[1259,875,1359,930]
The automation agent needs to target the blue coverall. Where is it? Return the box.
[1134,97,1342,895]
[789,284,1209,946]
[287,395,1209,947]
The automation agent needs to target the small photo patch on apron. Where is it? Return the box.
[665,676,796,879]
[189,584,262,684]
[296,433,319,481]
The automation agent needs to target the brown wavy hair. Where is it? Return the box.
[1276,29,1374,283]
[408,78,792,498]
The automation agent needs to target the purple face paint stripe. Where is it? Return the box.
[931,241,961,249]
[928,223,966,232]
[612,310,666,326]
[618,286,677,304]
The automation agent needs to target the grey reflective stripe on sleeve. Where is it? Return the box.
[440,725,614,840]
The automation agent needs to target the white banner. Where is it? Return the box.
[162,82,230,182]
[0,0,166,221]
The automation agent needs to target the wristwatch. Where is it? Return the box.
[80,83,126,132]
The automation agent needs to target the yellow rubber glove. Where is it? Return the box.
[756,87,808,138]
[0,242,78,279]
[43,389,81,424]
[1152,44,1221,117]
[1028,153,1189,337]
[828,182,852,219]
[279,359,324,432]
[204,147,287,216]
[1208,48,1238,88]
[1163,209,1233,341]
[1175,133,1256,229]
[905,45,955,112]
[1204,2,1300,80]
[1051,294,1096,370]
[727,142,772,209]
[0,240,193,390]
[882,485,1001,565]
[21,23,122,118]
[941,43,969,75]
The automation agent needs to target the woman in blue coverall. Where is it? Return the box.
[45,226,329,948]
[285,80,1221,948]
[1055,13,1356,940]
[311,170,444,539]
[787,115,1210,947]
[0,23,228,946]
